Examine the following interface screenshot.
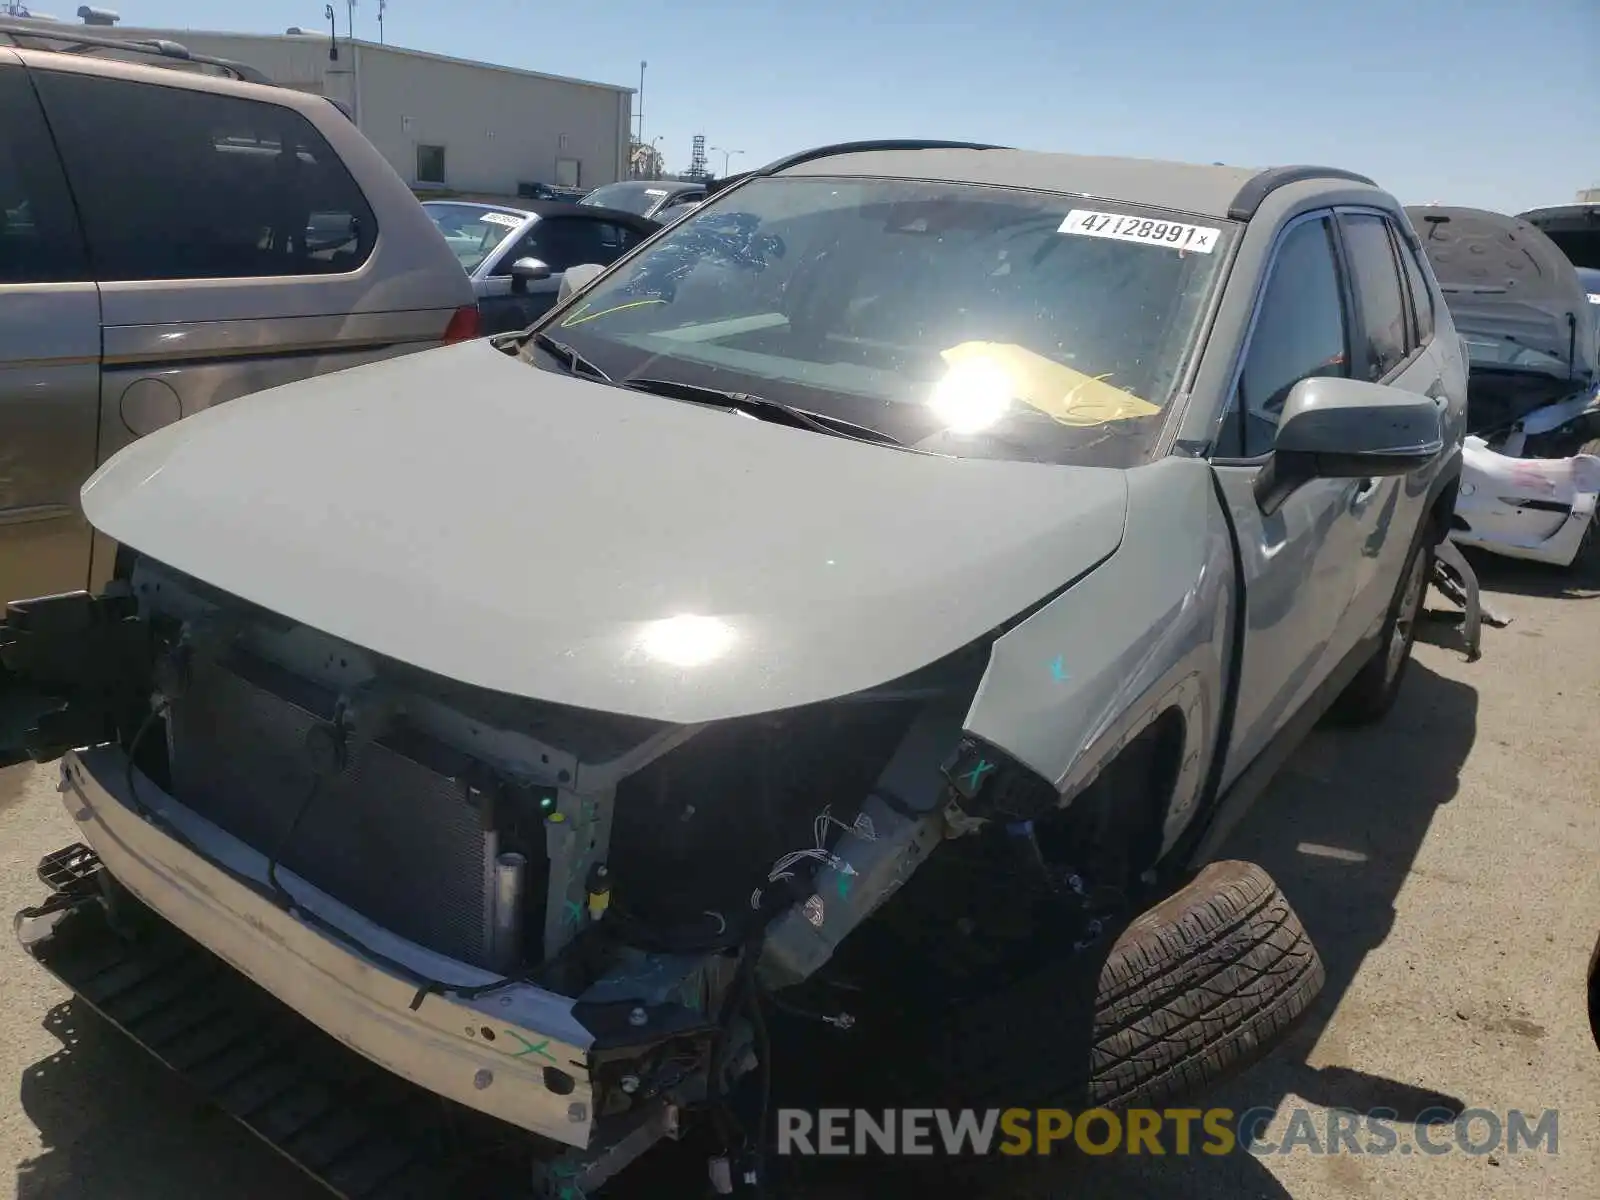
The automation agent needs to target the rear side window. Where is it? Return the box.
[34,71,377,282]
[1230,215,1350,457]
[1396,234,1435,346]
[1340,212,1409,379]
[0,65,89,284]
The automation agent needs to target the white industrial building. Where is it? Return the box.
[37,19,634,198]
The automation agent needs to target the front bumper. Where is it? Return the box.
[40,745,602,1147]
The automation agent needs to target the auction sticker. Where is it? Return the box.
[1058,209,1220,253]
[480,211,523,228]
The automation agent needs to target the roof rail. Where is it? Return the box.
[0,18,271,84]
[1227,165,1378,221]
[753,139,1011,178]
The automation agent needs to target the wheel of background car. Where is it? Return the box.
[1588,928,1600,1052]
[1326,526,1433,726]
[887,861,1323,1137]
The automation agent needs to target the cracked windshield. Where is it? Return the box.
[537,176,1232,466]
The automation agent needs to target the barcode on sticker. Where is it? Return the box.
[480,211,523,228]
[1058,209,1220,253]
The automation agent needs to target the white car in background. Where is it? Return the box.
[1408,205,1600,567]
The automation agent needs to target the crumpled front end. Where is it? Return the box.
[3,550,1024,1188]
[1452,434,1600,565]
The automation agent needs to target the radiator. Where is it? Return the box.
[167,650,501,967]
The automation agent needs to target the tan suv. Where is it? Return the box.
[0,23,479,604]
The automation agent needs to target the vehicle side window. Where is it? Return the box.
[511,217,627,272]
[1395,230,1436,346]
[1227,215,1350,458]
[33,70,378,282]
[0,65,89,284]
[618,223,650,252]
[1340,212,1409,378]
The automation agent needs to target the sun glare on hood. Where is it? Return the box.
[637,614,738,668]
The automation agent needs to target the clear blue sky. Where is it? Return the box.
[64,0,1600,212]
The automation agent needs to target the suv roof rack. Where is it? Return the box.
[0,18,271,85]
[753,139,1011,178]
[1227,165,1377,220]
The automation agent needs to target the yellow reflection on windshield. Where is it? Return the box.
[560,297,667,328]
[935,341,1161,429]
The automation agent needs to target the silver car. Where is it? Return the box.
[0,23,478,606]
[422,199,660,335]
[5,141,1466,1194]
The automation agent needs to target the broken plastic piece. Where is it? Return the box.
[1431,539,1489,660]
[1452,435,1600,567]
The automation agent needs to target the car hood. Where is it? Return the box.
[80,341,1129,724]
[1517,203,1600,271]
[1406,205,1597,380]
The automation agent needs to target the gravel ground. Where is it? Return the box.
[2,551,1597,1200]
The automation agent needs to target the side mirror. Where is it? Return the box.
[557,262,605,304]
[509,257,551,294]
[1273,376,1446,479]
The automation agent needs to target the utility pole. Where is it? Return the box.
[712,147,744,177]
[377,0,386,44]
[347,0,358,41]
[636,60,646,147]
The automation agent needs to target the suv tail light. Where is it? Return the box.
[442,305,482,344]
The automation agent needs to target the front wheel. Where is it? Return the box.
[1327,532,1433,727]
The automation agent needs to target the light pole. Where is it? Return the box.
[712,147,744,177]
[636,60,647,147]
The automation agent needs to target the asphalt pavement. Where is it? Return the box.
[3,550,1597,1200]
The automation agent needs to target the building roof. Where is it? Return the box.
[776,146,1382,222]
[105,27,633,96]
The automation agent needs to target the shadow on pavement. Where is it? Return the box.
[14,1000,322,1200]
[1459,546,1600,601]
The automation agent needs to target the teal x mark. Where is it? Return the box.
[564,898,584,926]
[836,873,853,901]
[962,759,994,790]
[506,1031,557,1063]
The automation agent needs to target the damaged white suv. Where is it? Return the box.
[4,140,1466,1197]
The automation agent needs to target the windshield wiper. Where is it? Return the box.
[622,377,908,449]
[530,331,611,381]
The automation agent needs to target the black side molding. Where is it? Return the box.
[1227,165,1378,221]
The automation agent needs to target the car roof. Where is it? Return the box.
[768,144,1383,222]
[1518,202,1600,224]
[529,199,660,225]
[423,199,535,219]
[3,39,336,113]
[599,179,702,194]
[422,198,655,225]
[0,18,268,82]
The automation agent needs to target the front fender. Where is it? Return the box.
[962,456,1236,855]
